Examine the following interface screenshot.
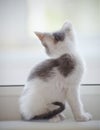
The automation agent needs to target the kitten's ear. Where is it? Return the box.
[34,32,44,41]
[62,21,72,32]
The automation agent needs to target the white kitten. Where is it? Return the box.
[19,21,92,122]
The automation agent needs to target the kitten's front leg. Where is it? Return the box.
[67,87,92,121]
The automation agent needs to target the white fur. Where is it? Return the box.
[19,21,92,122]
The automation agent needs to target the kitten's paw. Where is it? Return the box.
[49,115,61,122]
[49,114,66,122]
[59,113,66,120]
[75,113,92,122]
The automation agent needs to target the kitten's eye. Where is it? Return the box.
[53,32,65,42]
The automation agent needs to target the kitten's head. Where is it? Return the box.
[35,21,76,57]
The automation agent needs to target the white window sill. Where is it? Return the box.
[0,85,100,96]
[0,85,100,130]
[0,120,100,130]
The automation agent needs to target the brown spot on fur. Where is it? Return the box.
[28,59,59,81]
[28,54,75,81]
[58,54,75,77]
[53,32,65,43]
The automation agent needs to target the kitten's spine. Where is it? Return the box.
[30,102,65,120]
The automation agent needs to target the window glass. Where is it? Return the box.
[0,0,100,85]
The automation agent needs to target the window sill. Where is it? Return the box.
[0,120,100,130]
[0,85,100,130]
[0,85,100,96]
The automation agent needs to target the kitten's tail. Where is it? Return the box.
[30,102,65,120]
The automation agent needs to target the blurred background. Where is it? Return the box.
[0,0,100,85]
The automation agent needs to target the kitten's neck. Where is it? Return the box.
[51,43,77,59]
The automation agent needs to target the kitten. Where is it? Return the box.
[19,21,92,122]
